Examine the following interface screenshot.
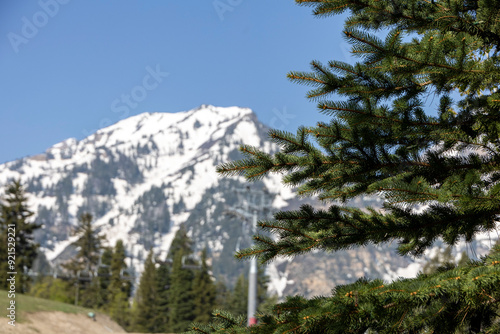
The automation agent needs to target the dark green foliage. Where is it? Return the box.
[152,261,171,333]
[0,180,40,293]
[225,266,273,318]
[108,240,132,298]
[79,278,105,309]
[202,247,500,333]
[191,0,500,332]
[63,213,105,274]
[129,228,274,333]
[62,212,106,308]
[168,250,196,332]
[94,247,112,308]
[229,273,248,317]
[164,224,202,331]
[215,278,231,310]
[167,223,193,260]
[108,240,132,311]
[131,250,158,332]
[192,249,217,324]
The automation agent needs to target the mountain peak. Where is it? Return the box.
[78,106,255,150]
[0,104,301,297]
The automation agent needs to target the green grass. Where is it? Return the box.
[1,290,91,323]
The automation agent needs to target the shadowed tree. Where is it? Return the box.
[107,240,132,329]
[64,213,105,275]
[151,260,171,333]
[192,249,217,324]
[62,212,106,307]
[131,250,157,332]
[168,250,196,332]
[0,180,40,293]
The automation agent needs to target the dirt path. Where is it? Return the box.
[1,311,126,334]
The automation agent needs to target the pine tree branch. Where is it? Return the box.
[344,31,486,74]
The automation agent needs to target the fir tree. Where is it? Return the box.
[166,223,198,331]
[191,0,500,332]
[108,240,130,294]
[131,250,158,333]
[107,240,132,329]
[168,250,196,332]
[214,278,231,310]
[0,225,8,289]
[229,273,248,316]
[94,246,112,308]
[226,266,272,317]
[64,213,105,275]
[192,249,217,324]
[152,260,171,333]
[0,180,40,293]
[63,212,105,307]
[167,223,193,260]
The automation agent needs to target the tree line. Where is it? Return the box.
[0,180,274,333]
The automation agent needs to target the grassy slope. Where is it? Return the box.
[0,289,90,323]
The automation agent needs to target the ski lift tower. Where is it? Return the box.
[225,185,273,326]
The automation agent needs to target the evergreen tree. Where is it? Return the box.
[0,180,40,293]
[95,246,112,308]
[109,240,130,293]
[168,251,196,332]
[229,273,248,316]
[226,266,272,317]
[151,260,171,333]
[191,0,500,332]
[256,265,270,311]
[0,225,8,289]
[214,277,231,310]
[167,223,193,260]
[107,240,132,329]
[131,250,158,333]
[62,212,105,308]
[192,249,217,324]
[64,213,105,275]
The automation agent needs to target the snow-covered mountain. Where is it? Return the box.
[1,105,497,297]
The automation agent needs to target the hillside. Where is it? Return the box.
[0,292,125,333]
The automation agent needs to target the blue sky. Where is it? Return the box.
[0,0,352,164]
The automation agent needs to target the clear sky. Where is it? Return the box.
[0,0,352,164]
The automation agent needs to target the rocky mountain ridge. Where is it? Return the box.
[1,105,497,298]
